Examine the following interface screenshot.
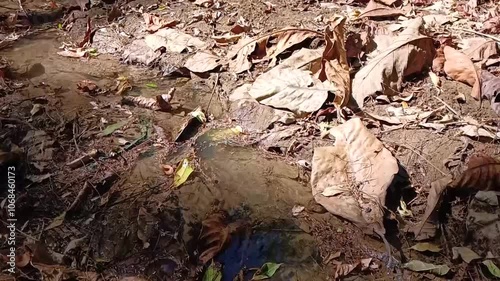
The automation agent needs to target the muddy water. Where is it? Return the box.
[171,130,327,280]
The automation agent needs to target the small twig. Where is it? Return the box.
[431,91,461,118]
[0,219,39,241]
[450,27,500,43]
[398,143,448,176]
[206,73,219,113]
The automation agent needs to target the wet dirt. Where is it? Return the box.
[2,0,500,280]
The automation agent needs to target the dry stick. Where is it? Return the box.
[450,27,500,43]
[431,91,461,118]
[399,143,448,176]
[206,73,219,113]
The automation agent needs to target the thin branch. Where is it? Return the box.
[450,27,500,43]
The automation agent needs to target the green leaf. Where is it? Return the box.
[252,262,282,280]
[45,212,66,230]
[173,159,194,187]
[101,121,127,136]
[452,247,480,263]
[403,260,450,276]
[483,260,500,278]
[410,242,441,253]
[57,23,62,29]
[203,262,222,281]
[146,82,158,88]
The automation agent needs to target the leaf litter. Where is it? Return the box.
[5,0,500,280]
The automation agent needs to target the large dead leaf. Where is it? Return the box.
[413,155,500,238]
[264,29,319,60]
[451,155,500,190]
[279,48,323,70]
[122,93,173,111]
[227,37,256,73]
[145,29,205,53]
[481,71,500,115]
[248,66,330,115]
[359,0,405,18]
[184,51,221,73]
[443,46,481,99]
[352,17,434,107]
[317,16,351,108]
[310,118,399,235]
[460,38,499,62]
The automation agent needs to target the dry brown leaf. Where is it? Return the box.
[414,155,500,238]
[359,0,405,19]
[278,48,323,70]
[461,38,499,62]
[143,13,179,32]
[116,78,132,95]
[57,48,88,58]
[481,71,500,115]
[317,16,351,108]
[198,212,244,264]
[184,51,221,73]
[264,29,319,60]
[482,16,500,34]
[77,80,98,95]
[122,92,173,111]
[248,66,330,115]
[452,155,500,190]
[334,263,359,279]
[443,46,481,99]
[212,33,242,45]
[311,118,399,235]
[16,246,33,268]
[145,29,205,53]
[352,17,434,107]
[228,37,256,73]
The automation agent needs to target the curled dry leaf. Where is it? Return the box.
[311,118,399,235]
[359,0,405,19]
[264,29,319,61]
[194,0,214,7]
[481,71,500,115]
[443,46,481,99]
[227,37,257,73]
[212,33,242,45]
[143,13,179,32]
[162,164,174,175]
[122,90,174,111]
[352,17,434,107]
[116,77,132,95]
[414,155,500,238]
[451,155,500,190]
[77,80,99,95]
[317,16,351,108]
[198,212,244,264]
[57,47,88,58]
